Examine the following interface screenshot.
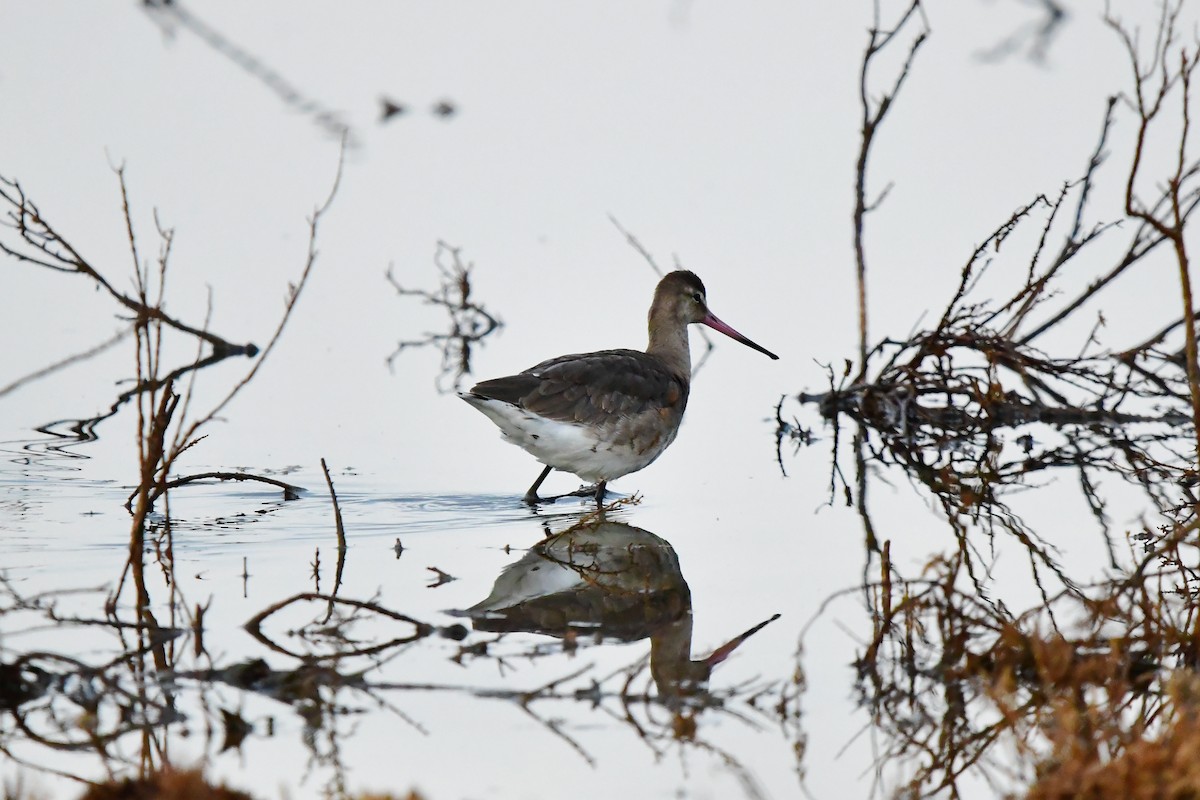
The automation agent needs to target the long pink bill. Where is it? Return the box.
[702,313,780,360]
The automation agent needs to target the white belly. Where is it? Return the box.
[460,394,678,482]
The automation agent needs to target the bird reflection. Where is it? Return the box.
[460,514,777,700]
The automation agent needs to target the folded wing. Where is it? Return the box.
[467,349,688,425]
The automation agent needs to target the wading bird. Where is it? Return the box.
[459,270,778,504]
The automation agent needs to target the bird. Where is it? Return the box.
[460,515,781,697]
[458,270,779,504]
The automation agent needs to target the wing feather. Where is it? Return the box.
[466,349,687,425]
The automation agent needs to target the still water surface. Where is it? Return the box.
[3,461,817,799]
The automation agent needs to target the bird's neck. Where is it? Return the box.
[646,320,692,379]
[649,615,711,696]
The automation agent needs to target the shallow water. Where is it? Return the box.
[2,461,812,800]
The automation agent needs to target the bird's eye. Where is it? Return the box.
[692,292,703,303]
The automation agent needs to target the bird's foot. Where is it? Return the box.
[525,481,609,507]
[523,490,554,506]
[552,482,609,505]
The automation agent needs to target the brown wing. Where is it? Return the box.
[467,349,688,425]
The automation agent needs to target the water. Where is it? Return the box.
[1,467,808,799]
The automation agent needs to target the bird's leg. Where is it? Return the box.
[593,481,608,505]
[523,465,554,505]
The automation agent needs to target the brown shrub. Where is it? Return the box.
[1026,675,1200,800]
[78,769,254,800]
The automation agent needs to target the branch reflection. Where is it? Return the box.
[0,509,798,799]
[781,4,1200,795]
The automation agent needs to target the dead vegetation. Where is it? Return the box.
[838,521,1200,797]
[0,115,786,799]
[9,1,1200,797]
[76,768,255,800]
[1023,674,1200,799]
[0,171,791,793]
[0,507,797,797]
[139,2,356,145]
[0,141,352,793]
[781,1,1200,797]
[386,241,503,392]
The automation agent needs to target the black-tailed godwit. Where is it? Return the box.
[459,270,778,504]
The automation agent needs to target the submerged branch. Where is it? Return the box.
[0,173,258,359]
